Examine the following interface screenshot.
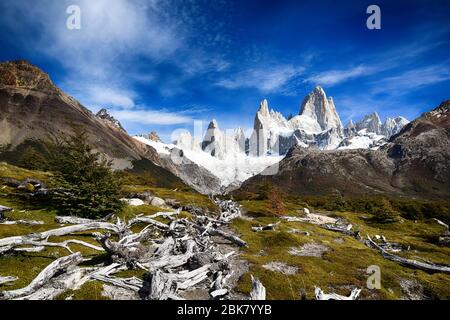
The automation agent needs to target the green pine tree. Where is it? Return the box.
[47,129,124,219]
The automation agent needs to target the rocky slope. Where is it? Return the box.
[237,101,450,200]
[0,60,186,189]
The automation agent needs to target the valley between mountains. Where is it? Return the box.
[0,60,449,300]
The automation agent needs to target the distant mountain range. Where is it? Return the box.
[237,100,450,199]
[1,60,448,199]
[135,86,410,192]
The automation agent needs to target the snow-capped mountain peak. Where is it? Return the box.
[133,86,409,193]
[346,119,356,129]
[382,116,410,137]
[299,85,343,132]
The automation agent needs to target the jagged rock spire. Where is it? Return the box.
[299,86,343,131]
[96,108,126,132]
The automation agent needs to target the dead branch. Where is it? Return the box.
[250,275,266,300]
[0,252,83,300]
[314,287,361,300]
[0,276,18,285]
[367,235,450,274]
[148,269,175,300]
[252,222,280,232]
[55,216,98,224]
[0,220,44,226]
[0,221,124,253]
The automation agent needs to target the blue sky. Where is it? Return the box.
[1,0,449,142]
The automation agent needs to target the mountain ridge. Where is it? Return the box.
[236,100,450,200]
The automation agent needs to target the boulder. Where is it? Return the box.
[127,191,154,203]
[121,198,145,206]
[150,197,166,207]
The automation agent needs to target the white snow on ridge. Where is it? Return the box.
[338,129,385,150]
[134,136,173,155]
[134,136,283,188]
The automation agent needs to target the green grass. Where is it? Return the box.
[232,199,450,300]
[0,161,52,183]
[122,185,218,212]
[1,162,449,300]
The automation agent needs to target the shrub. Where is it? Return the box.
[266,186,285,216]
[371,198,400,224]
[46,129,124,219]
[19,145,48,170]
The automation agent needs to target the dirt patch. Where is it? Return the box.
[289,243,330,257]
[262,262,298,275]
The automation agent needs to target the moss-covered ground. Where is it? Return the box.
[231,199,450,300]
[1,162,449,300]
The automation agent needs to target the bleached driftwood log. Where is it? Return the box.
[16,267,96,300]
[433,218,449,230]
[0,221,124,254]
[189,222,247,247]
[314,287,361,300]
[367,235,450,274]
[0,252,83,300]
[55,216,98,224]
[0,276,17,285]
[149,269,175,299]
[250,275,266,300]
[168,264,211,290]
[3,238,104,254]
[322,223,360,238]
[91,274,143,292]
[144,239,197,270]
[252,222,280,232]
[0,220,44,226]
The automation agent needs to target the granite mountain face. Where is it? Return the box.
[237,101,450,200]
[0,60,196,189]
[137,86,410,192]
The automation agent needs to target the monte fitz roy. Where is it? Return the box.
[134,86,409,193]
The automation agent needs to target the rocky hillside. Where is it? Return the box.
[0,60,186,189]
[237,101,450,200]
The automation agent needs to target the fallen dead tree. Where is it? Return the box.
[366,235,450,274]
[315,287,361,300]
[0,252,83,300]
[214,198,242,222]
[321,223,360,238]
[0,199,249,300]
[0,221,125,254]
[0,276,17,285]
[0,219,44,226]
[252,222,280,232]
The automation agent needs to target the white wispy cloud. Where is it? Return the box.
[216,65,304,93]
[306,65,371,86]
[371,64,450,93]
[86,86,136,109]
